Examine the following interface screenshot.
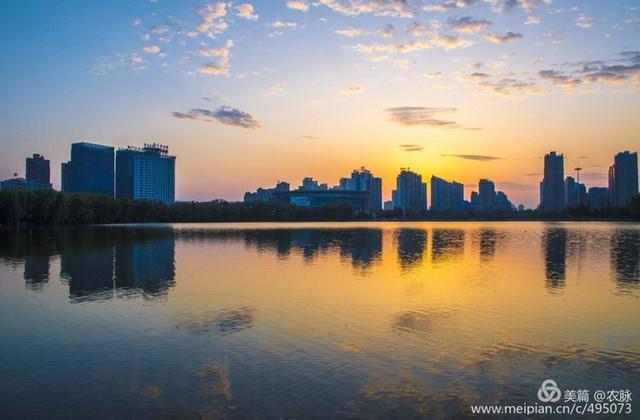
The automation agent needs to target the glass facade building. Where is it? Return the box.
[116,144,176,204]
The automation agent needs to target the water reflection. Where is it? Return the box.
[479,228,497,261]
[24,256,50,290]
[395,229,427,272]
[431,228,465,264]
[0,228,176,302]
[611,229,640,288]
[542,227,567,292]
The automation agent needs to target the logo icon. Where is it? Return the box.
[538,379,562,402]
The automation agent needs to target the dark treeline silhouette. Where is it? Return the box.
[0,189,354,227]
[1,189,639,227]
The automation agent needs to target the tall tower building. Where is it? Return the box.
[61,142,114,196]
[25,154,50,187]
[609,151,638,207]
[346,167,382,212]
[479,179,496,212]
[394,169,427,213]
[116,144,176,204]
[542,151,565,212]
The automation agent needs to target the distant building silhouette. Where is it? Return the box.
[116,143,176,204]
[565,176,587,208]
[0,153,52,191]
[588,187,609,210]
[608,151,638,207]
[383,200,393,211]
[26,154,51,187]
[542,151,565,212]
[479,179,496,212]
[338,167,382,212]
[244,181,290,202]
[430,176,464,212]
[300,177,328,191]
[61,142,114,196]
[392,169,427,214]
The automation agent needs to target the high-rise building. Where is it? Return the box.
[244,181,290,202]
[25,154,50,187]
[116,144,176,204]
[393,169,427,214]
[430,176,450,211]
[61,142,114,196]
[542,151,565,212]
[479,179,496,212]
[430,176,464,211]
[300,177,328,191]
[451,181,464,211]
[588,187,609,211]
[344,167,382,212]
[608,151,638,207]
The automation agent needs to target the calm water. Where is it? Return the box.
[0,222,639,418]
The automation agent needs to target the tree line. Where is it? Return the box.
[0,189,355,227]
[0,189,639,227]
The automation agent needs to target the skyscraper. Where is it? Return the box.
[479,179,496,212]
[430,176,464,211]
[430,176,451,211]
[392,169,427,214]
[25,154,50,187]
[61,142,114,196]
[116,144,176,204]
[609,151,638,207]
[542,151,565,212]
[348,167,382,212]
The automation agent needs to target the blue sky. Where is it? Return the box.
[1,0,639,207]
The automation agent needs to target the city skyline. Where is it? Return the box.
[1,1,639,208]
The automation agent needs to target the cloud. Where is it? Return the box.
[431,34,474,50]
[196,2,228,36]
[172,106,261,129]
[340,85,365,94]
[270,20,297,28]
[143,45,161,54]
[538,52,640,89]
[131,18,142,27]
[335,28,366,37]
[485,0,552,13]
[379,24,395,38]
[576,13,593,29]
[424,71,444,79]
[287,0,310,12]
[235,3,259,21]
[472,75,543,97]
[484,31,523,44]
[524,15,541,25]
[424,0,478,12]
[386,106,466,128]
[538,69,582,87]
[318,0,414,18]
[447,16,492,33]
[443,154,501,161]
[261,84,286,97]
[399,144,424,152]
[303,135,318,140]
[197,40,233,76]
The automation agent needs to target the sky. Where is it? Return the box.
[1,0,639,208]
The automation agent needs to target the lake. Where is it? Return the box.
[0,222,639,418]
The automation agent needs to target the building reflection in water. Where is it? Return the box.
[431,228,465,264]
[24,256,50,291]
[243,228,382,271]
[543,227,567,292]
[478,228,498,262]
[610,229,640,288]
[395,228,427,272]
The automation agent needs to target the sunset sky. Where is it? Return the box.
[1,0,639,207]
